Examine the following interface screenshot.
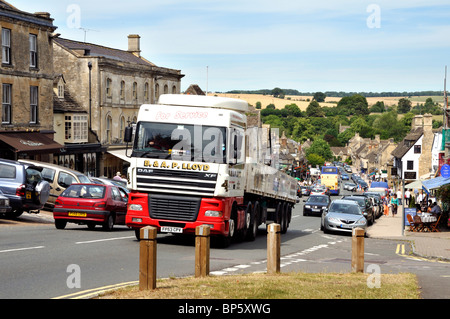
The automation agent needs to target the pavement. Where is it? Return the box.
[366,206,450,261]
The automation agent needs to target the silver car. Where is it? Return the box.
[321,199,367,235]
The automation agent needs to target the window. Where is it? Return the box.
[65,116,72,140]
[2,29,11,65]
[155,83,160,101]
[30,86,38,124]
[414,145,421,154]
[73,115,88,141]
[172,85,177,94]
[133,82,137,99]
[58,82,64,98]
[164,84,168,94]
[64,115,88,142]
[407,161,414,170]
[120,116,125,141]
[29,34,37,68]
[120,81,125,99]
[106,115,112,143]
[106,78,112,97]
[2,84,12,124]
[144,82,149,101]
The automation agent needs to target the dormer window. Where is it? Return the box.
[58,81,64,99]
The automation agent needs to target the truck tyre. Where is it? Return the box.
[280,202,288,234]
[245,201,259,241]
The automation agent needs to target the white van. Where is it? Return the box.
[19,160,90,207]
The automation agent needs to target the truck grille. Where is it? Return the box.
[148,194,201,222]
[136,167,217,197]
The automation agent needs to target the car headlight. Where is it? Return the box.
[327,217,340,223]
[305,205,311,208]
[355,218,366,225]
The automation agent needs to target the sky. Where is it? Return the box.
[9,0,450,94]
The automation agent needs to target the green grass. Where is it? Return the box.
[99,272,420,299]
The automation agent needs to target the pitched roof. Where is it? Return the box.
[0,0,56,29]
[54,37,156,67]
[391,127,423,159]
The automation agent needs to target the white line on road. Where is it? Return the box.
[0,246,45,254]
[75,236,135,245]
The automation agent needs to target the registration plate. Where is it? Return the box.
[161,226,183,234]
[340,224,352,229]
[68,212,87,217]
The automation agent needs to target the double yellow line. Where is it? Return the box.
[396,243,449,264]
[52,281,138,299]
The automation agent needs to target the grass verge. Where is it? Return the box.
[99,272,420,299]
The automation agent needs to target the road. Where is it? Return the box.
[0,189,448,299]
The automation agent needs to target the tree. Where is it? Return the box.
[306,100,324,117]
[336,94,369,116]
[313,92,326,102]
[370,101,385,113]
[271,87,284,98]
[305,138,333,161]
[397,98,412,114]
[306,153,325,167]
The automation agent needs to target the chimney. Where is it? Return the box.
[128,34,141,57]
[412,115,423,130]
[423,113,433,131]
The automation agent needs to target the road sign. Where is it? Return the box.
[441,164,450,178]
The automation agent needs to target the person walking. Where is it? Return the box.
[405,189,411,207]
[390,194,399,216]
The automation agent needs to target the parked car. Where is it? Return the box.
[343,182,357,192]
[53,183,128,231]
[0,159,50,218]
[303,195,330,216]
[90,177,130,194]
[19,160,90,208]
[341,173,349,180]
[341,195,375,225]
[364,192,383,218]
[321,199,367,235]
[0,190,11,215]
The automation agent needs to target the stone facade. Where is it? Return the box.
[53,35,184,177]
[0,2,60,160]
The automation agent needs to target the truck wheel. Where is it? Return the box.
[280,202,288,234]
[245,201,259,241]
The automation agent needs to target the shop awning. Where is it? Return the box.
[422,176,450,191]
[107,149,131,162]
[404,180,425,189]
[0,132,63,154]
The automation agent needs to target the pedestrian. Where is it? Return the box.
[430,202,442,217]
[384,193,391,216]
[416,190,425,211]
[397,189,402,206]
[390,194,398,216]
[405,189,411,207]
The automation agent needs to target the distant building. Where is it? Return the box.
[185,84,205,95]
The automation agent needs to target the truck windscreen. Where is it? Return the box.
[132,122,227,163]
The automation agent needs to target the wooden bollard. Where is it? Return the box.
[139,226,157,290]
[195,225,210,278]
[351,228,365,273]
[267,223,281,274]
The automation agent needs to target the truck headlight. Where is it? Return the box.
[205,210,223,217]
[128,204,143,211]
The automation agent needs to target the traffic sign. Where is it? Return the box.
[441,164,450,178]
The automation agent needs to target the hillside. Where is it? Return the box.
[211,93,445,111]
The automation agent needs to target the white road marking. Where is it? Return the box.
[75,236,135,245]
[0,246,45,254]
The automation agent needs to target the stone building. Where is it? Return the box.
[0,1,61,160]
[391,114,434,181]
[53,35,184,177]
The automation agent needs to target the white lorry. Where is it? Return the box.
[124,94,298,247]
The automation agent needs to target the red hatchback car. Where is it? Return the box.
[53,183,128,231]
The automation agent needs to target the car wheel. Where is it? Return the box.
[55,219,67,229]
[103,214,115,231]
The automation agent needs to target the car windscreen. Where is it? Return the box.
[330,203,361,215]
[308,196,328,203]
[61,185,106,199]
